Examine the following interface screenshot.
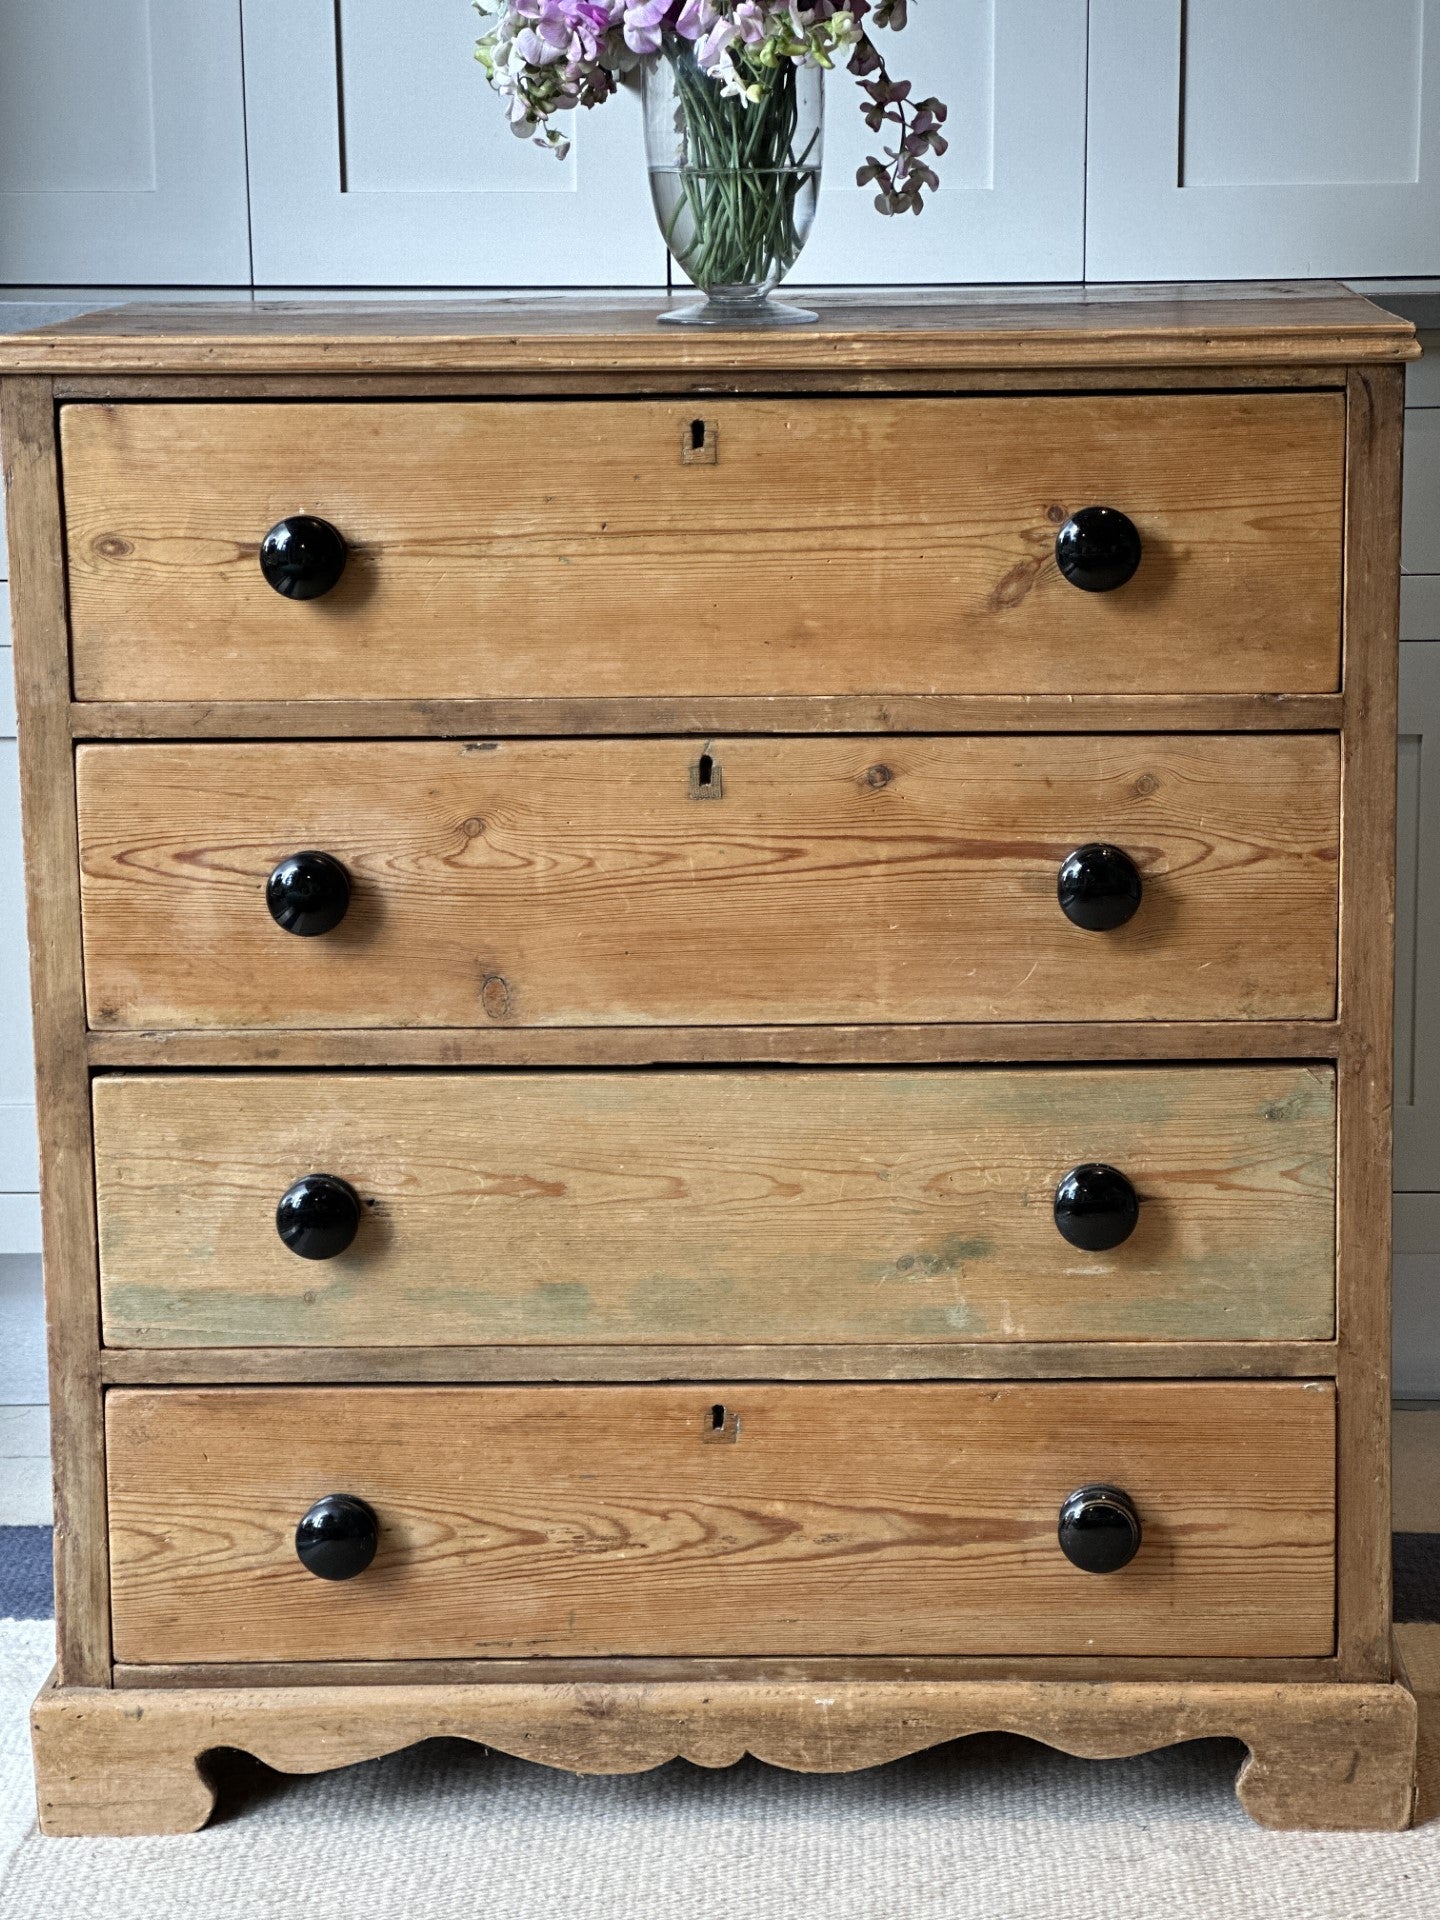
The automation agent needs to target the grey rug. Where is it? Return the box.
[1,1621,1439,1919]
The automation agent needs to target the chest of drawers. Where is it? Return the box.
[0,284,1420,1834]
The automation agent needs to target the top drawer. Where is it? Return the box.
[61,394,1345,704]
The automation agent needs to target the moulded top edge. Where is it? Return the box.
[0,282,1420,376]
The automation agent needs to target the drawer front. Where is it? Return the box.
[94,1065,1336,1349]
[106,1383,1336,1663]
[62,394,1343,702]
[77,735,1339,1030]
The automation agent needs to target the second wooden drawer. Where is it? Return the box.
[76,734,1340,1029]
[93,1064,1335,1348]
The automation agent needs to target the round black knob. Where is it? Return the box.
[295,1494,379,1582]
[1055,506,1142,592]
[259,515,348,601]
[266,851,350,938]
[276,1174,362,1261]
[1054,1163,1140,1252]
[1058,1485,1142,1575]
[1057,843,1142,932]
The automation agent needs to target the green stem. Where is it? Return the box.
[660,41,819,293]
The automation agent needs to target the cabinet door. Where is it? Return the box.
[0,0,250,284]
[242,0,662,287]
[794,1,1087,284]
[1087,0,1440,280]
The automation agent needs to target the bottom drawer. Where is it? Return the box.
[107,1383,1335,1665]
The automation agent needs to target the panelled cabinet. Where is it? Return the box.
[0,283,1422,1834]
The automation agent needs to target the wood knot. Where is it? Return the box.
[95,535,133,559]
[480,974,512,1021]
[989,557,1044,611]
[1133,772,1160,797]
[864,764,893,790]
[460,817,486,839]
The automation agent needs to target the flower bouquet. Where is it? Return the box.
[475,3,948,325]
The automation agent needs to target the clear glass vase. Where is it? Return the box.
[643,36,824,328]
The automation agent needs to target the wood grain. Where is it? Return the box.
[2,281,1419,376]
[83,1019,1346,1071]
[95,1339,1340,1387]
[75,735,1342,1031]
[51,364,1358,401]
[62,394,1344,702]
[0,378,110,1687]
[1396,1622,1440,1825]
[1,293,1410,1806]
[105,1382,1336,1665]
[109,1652,1347,1690]
[68,692,1348,742]
[93,1064,1337,1349]
[31,1665,1417,1837]
[1335,365,1406,1681]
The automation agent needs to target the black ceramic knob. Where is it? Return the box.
[1055,506,1142,593]
[295,1494,379,1582]
[1058,1485,1142,1575]
[266,851,351,938]
[259,515,348,601]
[276,1174,362,1261]
[1057,843,1143,932]
[1054,1163,1140,1252]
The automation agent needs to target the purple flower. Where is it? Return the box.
[623,0,678,54]
[514,26,566,64]
[732,2,770,43]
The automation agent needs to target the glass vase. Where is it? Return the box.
[643,36,824,328]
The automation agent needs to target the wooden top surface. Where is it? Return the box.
[0,282,1418,376]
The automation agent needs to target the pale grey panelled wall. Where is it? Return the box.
[0,320,46,1520]
[242,0,1088,287]
[1088,0,1440,279]
[0,0,250,283]
[13,1,1440,291]
[782,1,1087,284]
[0,408,37,1257]
[242,0,660,286]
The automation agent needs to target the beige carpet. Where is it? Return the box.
[2,1625,1440,1918]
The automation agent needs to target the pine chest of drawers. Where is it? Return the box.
[0,285,1421,1834]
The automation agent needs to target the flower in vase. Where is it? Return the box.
[474,0,949,216]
